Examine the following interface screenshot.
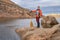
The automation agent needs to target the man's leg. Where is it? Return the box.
[37,21,40,28]
[36,17,40,28]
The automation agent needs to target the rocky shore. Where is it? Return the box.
[15,24,60,40]
[15,16,60,40]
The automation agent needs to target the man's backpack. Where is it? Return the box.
[36,9,40,17]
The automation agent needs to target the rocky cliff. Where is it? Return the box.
[0,0,35,18]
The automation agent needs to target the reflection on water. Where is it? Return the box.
[0,19,37,28]
[0,18,60,40]
[0,26,20,40]
[0,19,37,40]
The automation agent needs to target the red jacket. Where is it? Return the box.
[32,9,43,17]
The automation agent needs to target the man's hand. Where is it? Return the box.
[41,15,45,18]
[30,11,32,13]
[40,15,45,18]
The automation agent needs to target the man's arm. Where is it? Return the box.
[40,10,44,18]
[40,10,43,16]
[32,10,36,12]
[30,10,36,13]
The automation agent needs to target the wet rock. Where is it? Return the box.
[15,24,60,40]
[41,16,59,28]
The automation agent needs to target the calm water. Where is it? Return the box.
[0,18,60,40]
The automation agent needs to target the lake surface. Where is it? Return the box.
[0,18,60,40]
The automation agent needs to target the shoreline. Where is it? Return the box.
[0,16,60,19]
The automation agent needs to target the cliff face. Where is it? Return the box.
[0,0,35,18]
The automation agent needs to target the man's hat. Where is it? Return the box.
[37,6,40,9]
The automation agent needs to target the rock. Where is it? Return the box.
[48,27,60,40]
[30,20,34,30]
[15,24,60,40]
[15,27,37,37]
[41,16,59,28]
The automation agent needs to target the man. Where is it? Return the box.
[30,6,43,28]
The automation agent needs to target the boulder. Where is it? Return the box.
[41,16,59,28]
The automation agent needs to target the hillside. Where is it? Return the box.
[0,0,35,18]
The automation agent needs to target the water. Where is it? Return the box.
[0,18,60,40]
[0,19,37,28]
[0,19,37,40]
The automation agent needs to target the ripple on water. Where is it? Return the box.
[0,26,20,40]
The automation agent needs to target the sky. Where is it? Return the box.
[11,0,60,9]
